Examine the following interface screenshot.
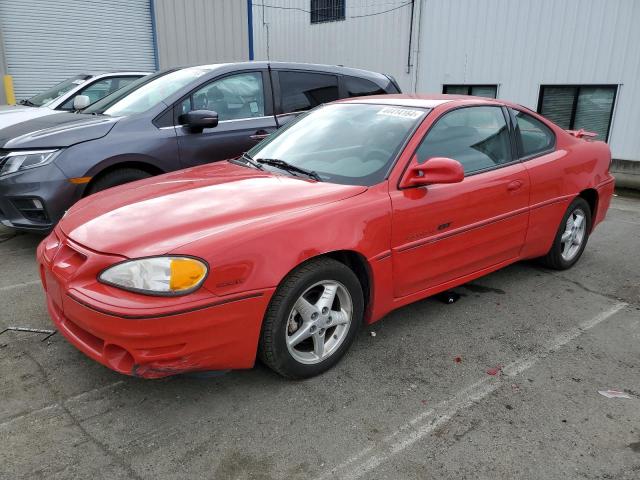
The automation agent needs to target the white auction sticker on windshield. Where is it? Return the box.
[377,107,424,119]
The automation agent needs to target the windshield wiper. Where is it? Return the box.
[237,152,264,170]
[256,158,321,181]
[19,99,36,107]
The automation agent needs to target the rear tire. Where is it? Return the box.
[86,168,153,195]
[539,197,591,270]
[258,257,364,379]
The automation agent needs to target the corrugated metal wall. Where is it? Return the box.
[154,0,249,68]
[251,0,640,161]
[0,0,156,100]
[417,0,640,161]
[251,0,416,90]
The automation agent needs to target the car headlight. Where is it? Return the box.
[99,256,208,296]
[0,149,61,176]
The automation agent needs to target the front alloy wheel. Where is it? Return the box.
[259,257,364,379]
[286,280,353,365]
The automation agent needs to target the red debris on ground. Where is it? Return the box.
[454,356,462,363]
[486,365,503,376]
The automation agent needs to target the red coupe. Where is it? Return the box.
[37,95,615,379]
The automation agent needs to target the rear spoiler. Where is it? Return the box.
[567,129,598,139]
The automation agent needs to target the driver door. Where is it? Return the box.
[390,105,530,298]
[175,70,278,167]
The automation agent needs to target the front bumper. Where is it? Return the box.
[37,231,274,378]
[0,163,79,232]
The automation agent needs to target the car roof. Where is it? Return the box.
[340,94,508,109]
[86,71,152,77]
[166,61,392,83]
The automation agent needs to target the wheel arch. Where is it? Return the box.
[578,188,598,231]
[282,250,374,323]
[82,160,165,197]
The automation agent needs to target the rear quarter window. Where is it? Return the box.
[512,109,555,158]
[342,76,386,97]
[278,71,339,113]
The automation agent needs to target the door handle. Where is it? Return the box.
[507,180,524,191]
[250,130,270,140]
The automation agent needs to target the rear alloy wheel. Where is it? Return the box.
[259,258,363,379]
[540,197,592,270]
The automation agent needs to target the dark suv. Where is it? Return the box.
[0,62,400,232]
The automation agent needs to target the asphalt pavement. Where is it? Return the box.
[1,195,639,480]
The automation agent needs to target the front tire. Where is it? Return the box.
[540,197,591,270]
[258,257,364,379]
[86,168,153,195]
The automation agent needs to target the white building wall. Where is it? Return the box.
[251,0,640,162]
[251,0,417,90]
[417,0,640,162]
[154,0,248,68]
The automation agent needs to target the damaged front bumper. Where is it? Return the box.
[37,230,274,378]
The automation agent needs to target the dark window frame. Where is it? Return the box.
[536,84,617,141]
[310,0,346,24]
[442,84,498,98]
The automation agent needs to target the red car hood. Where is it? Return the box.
[60,162,367,257]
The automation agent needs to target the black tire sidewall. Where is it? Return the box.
[261,259,364,379]
[548,197,592,269]
[87,169,152,195]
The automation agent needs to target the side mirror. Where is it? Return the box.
[179,110,219,133]
[400,157,464,188]
[73,95,91,110]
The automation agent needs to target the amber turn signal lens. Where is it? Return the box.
[170,258,207,292]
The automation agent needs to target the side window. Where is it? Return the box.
[343,76,385,97]
[415,106,512,175]
[114,76,139,89]
[512,109,555,157]
[278,71,339,113]
[179,72,265,122]
[60,78,116,110]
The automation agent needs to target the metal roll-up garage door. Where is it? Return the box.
[0,0,157,100]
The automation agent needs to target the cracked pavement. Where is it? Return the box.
[0,195,639,479]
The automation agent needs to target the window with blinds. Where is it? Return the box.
[538,85,617,141]
[443,85,497,98]
[311,0,345,24]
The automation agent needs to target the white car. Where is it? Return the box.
[0,71,149,129]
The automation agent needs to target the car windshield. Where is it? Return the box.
[248,103,428,186]
[26,74,91,107]
[84,67,212,117]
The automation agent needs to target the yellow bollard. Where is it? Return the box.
[3,75,16,105]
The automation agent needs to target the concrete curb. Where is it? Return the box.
[611,159,640,191]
